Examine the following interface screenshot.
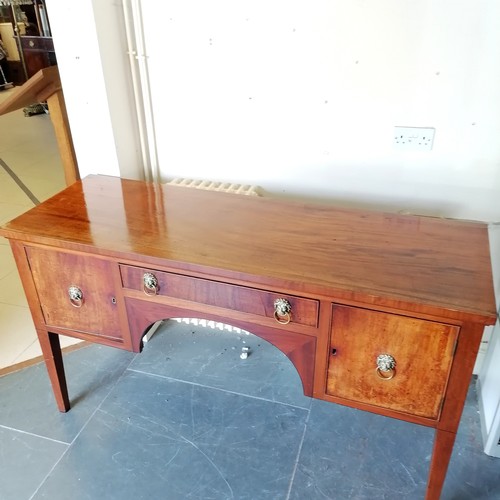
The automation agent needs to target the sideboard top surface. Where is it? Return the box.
[0,175,496,323]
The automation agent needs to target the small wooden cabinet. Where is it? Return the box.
[326,305,459,419]
[0,175,496,500]
[26,246,122,340]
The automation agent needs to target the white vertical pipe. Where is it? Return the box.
[130,0,160,183]
[122,0,151,182]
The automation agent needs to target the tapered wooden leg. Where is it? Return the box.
[46,90,79,186]
[425,429,457,500]
[37,330,70,412]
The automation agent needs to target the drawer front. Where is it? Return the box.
[20,36,55,52]
[27,247,121,339]
[326,304,459,419]
[120,265,319,328]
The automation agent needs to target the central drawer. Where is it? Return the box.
[120,265,319,328]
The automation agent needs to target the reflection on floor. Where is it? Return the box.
[0,87,80,371]
[0,320,498,500]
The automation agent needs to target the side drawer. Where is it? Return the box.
[26,247,122,339]
[326,304,459,419]
[120,265,319,328]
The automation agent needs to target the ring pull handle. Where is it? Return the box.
[68,285,84,308]
[376,354,396,380]
[273,298,292,325]
[143,272,159,296]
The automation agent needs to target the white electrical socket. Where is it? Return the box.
[393,126,435,151]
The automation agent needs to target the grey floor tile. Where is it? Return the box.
[442,448,500,500]
[34,370,308,500]
[0,343,134,443]
[290,382,500,500]
[129,320,312,409]
[0,426,67,500]
[289,399,433,500]
[441,384,500,499]
[1,324,498,500]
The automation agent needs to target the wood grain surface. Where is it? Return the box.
[326,304,459,419]
[1,174,496,500]
[1,175,495,324]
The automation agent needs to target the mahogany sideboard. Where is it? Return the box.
[0,175,496,499]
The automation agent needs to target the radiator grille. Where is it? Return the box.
[144,318,249,343]
[166,178,262,196]
[172,317,249,335]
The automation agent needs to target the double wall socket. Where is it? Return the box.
[393,127,435,151]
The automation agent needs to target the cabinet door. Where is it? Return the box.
[327,305,459,419]
[26,247,121,339]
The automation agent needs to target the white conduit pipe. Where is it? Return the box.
[122,0,160,183]
[122,0,150,181]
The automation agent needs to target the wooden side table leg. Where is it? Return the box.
[46,90,79,186]
[425,429,456,500]
[37,329,70,412]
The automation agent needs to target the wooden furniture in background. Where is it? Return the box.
[0,175,496,500]
[19,35,55,78]
[0,65,79,185]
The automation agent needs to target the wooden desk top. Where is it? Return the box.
[0,175,496,324]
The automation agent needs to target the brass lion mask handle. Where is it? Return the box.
[273,298,292,325]
[143,272,159,296]
[68,285,84,308]
[376,354,396,380]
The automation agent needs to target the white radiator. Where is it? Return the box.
[171,317,249,336]
[145,318,249,341]
[166,177,262,196]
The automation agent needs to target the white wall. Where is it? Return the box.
[136,0,500,222]
[45,0,141,180]
[478,223,500,455]
[45,1,500,222]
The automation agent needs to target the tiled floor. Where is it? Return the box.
[0,87,80,371]
[0,320,499,500]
